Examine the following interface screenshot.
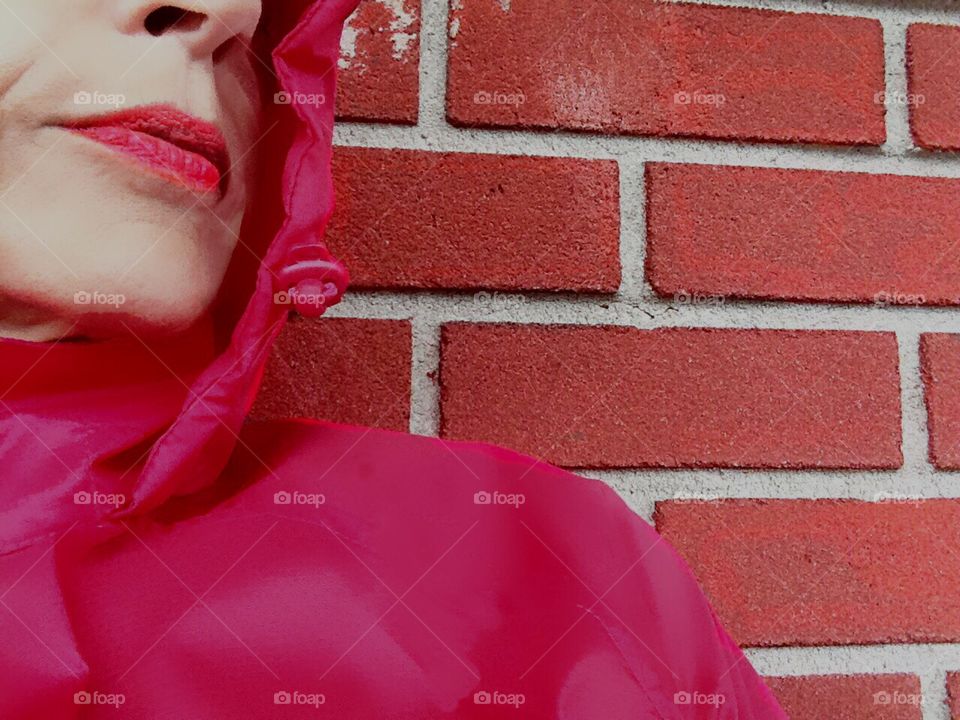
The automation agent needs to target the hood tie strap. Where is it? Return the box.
[273,243,349,318]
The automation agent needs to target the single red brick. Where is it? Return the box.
[326,146,620,291]
[447,0,884,145]
[907,24,960,150]
[948,672,960,719]
[765,675,923,720]
[655,499,960,646]
[336,0,420,124]
[920,334,960,469]
[646,163,960,305]
[250,317,411,431]
[439,324,902,469]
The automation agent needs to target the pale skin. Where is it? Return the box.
[0,0,263,342]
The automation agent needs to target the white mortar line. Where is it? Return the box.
[404,0,450,442]
[883,18,915,153]
[900,327,932,475]
[747,643,960,676]
[333,121,960,177]
[616,158,651,301]
[922,669,951,720]
[416,0,448,125]
[591,466,959,491]
[408,315,441,437]
[667,0,960,24]
[329,292,960,333]
[588,470,960,520]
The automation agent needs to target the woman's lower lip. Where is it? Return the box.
[69,125,222,195]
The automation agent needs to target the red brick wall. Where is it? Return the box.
[254,1,960,715]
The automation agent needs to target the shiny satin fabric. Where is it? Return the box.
[0,1,788,717]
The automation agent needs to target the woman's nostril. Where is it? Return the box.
[144,6,206,37]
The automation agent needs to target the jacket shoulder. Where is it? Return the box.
[226,418,785,719]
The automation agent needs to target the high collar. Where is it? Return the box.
[0,324,213,552]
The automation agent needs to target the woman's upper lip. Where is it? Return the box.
[61,104,230,191]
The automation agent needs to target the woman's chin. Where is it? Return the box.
[69,291,216,341]
[0,283,219,342]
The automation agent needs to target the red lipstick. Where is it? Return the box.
[63,104,230,195]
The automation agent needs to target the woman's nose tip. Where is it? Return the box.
[124,2,261,56]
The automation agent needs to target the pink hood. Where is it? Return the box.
[0,0,359,553]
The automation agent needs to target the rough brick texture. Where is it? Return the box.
[949,672,960,720]
[336,0,420,124]
[920,333,960,469]
[655,500,960,646]
[440,324,902,469]
[765,675,923,720]
[646,163,960,305]
[907,24,960,150]
[250,317,411,432]
[447,0,884,145]
[325,147,620,291]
